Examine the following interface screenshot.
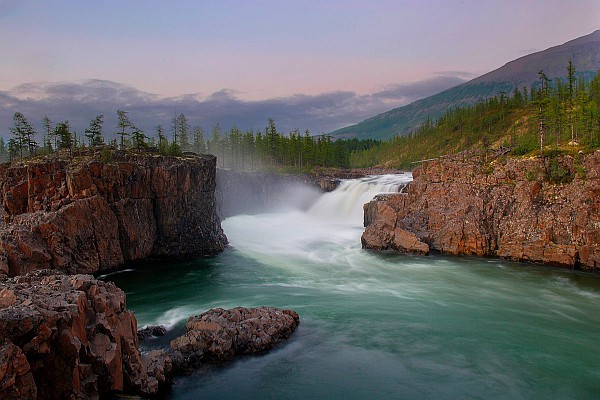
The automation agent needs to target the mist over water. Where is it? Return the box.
[108,174,600,399]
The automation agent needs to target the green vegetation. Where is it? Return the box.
[350,65,600,169]
[330,82,512,140]
[1,111,378,172]
[3,64,598,174]
[203,118,379,172]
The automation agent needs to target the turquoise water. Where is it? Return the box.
[107,175,600,399]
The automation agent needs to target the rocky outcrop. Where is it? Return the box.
[0,150,227,276]
[170,306,300,372]
[138,325,167,341]
[362,152,600,271]
[0,271,300,399]
[0,270,157,399]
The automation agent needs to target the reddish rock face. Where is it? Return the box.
[0,272,300,399]
[0,151,227,276]
[170,306,300,372]
[0,271,156,399]
[362,151,600,271]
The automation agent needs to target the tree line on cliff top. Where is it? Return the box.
[1,110,378,172]
[2,62,599,171]
[351,63,600,168]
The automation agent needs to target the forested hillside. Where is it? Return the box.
[4,64,598,174]
[331,30,600,140]
[350,65,600,169]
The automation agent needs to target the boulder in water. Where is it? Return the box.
[170,306,300,372]
[138,325,167,341]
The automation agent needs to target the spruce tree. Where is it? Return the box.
[537,71,550,158]
[84,115,105,147]
[192,126,206,154]
[42,115,53,152]
[55,121,73,156]
[567,60,576,143]
[10,112,36,158]
[116,110,132,149]
[0,137,6,161]
[156,125,168,154]
[176,114,190,151]
[131,125,148,152]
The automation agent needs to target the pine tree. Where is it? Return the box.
[116,110,132,149]
[84,115,105,147]
[192,126,206,154]
[10,112,36,158]
[567,60,576,143]
[55,121,73,156]
[7,138,19,161]
[176,114,190,151]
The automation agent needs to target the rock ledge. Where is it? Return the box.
[362,152,599,270]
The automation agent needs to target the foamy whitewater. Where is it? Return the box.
[108,173,600,399]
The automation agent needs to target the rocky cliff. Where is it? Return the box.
[0,271,154,399]
[362,152,600,271]
[0,271,300,399]
[0,150,227,277]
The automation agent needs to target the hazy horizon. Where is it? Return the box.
[1,0,599,136]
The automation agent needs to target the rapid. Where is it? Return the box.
[107,174,600,399]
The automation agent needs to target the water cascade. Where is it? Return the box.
[108,174,600,400]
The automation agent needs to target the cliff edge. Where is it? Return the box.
[0,271,153,399]
[362,151,599,271]
[0,271,299,399]
[0,150,227,276]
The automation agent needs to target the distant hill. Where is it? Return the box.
[331,30,600,140]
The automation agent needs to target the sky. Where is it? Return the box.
[1,0,599,136]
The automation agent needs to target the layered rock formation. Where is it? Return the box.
[0,271,300,399]
[0,271,154,399]
[362,152,600,271]
[0,150,227,276]
[170,306,300,372]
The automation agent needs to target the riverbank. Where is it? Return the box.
[362,151,600,271]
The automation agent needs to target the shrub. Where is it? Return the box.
[545,156,573,184]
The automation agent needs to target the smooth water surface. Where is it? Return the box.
[108,174,600,399]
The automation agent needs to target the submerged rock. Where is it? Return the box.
[138,325,168,341]
[170,306,300,372]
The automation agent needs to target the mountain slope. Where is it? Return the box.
[331,30,600,140]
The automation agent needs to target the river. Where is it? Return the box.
[107,174,600,399]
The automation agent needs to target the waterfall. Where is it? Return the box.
[308,173,413,224]
[110,172,600,400]
[222,173,413,264]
